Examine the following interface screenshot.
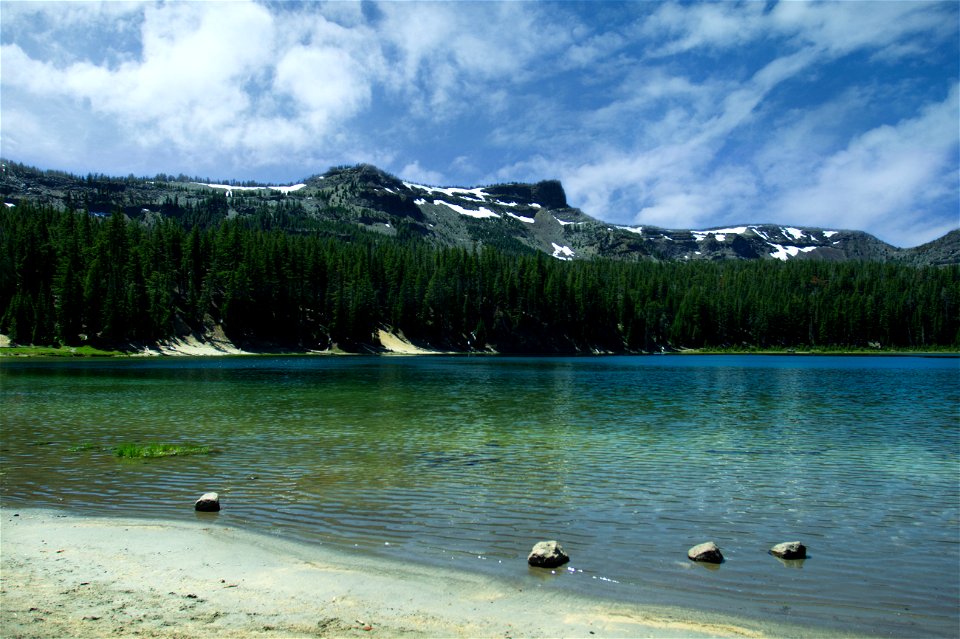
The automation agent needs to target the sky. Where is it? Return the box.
[1,1,957,247]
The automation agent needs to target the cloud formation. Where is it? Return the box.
[1,0,956,246]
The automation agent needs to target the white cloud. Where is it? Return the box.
[770,0,954,58]
[772,85,959,246]
[0,1,145,29]
[400,161,446,187]
[555,79,958,245]
[517,2,958,246]
[548,46,819,227]
[0,1,146,66]
[0,1,955,246]
[0,1,387,173]
[375,2,573,117]
[640,2,768,56]
[643,0,953,60]
[274,46,369,123]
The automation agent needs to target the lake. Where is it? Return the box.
[1,354,957,636]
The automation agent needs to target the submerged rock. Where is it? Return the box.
[770,541,806,559]
[687,541,723,563]
[527,540,570,568]
[194,492,221,512]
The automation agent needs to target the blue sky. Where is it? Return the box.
[1,1,957,247]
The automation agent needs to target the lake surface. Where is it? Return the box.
[2,354,958,636]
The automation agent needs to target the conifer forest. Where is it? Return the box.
[1,201,958,352]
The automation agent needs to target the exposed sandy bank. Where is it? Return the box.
[376,329,444,355]
[150,325,248,356]
[1,508,768,638]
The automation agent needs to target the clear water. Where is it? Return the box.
[2,355,958,636]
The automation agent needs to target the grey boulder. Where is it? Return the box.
[687,541,723,563]
[770,541,806,559]
[527,540,570,568]
[194,492,221,512]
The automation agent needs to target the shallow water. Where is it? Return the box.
[2,354,957,636]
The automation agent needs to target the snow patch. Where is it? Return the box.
[434,200,499,219]
[783,227,805,241]
[823,230,839,238]
[555,217,581,226]
[404,182,487,202]
[692,227,747,242]
[270,184,307,194]
[4,202,14,208]
[551,243,575,260]
[507,212,535,224]
[403,181,547,211]
[769,244,818,261]
[414,198,427,205]
[618,226,644,235]
[198,182,306,196]
[702,226,747,235]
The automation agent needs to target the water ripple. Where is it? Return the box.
[2,355,957,637]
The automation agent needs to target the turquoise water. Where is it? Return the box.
[2,355,958,636]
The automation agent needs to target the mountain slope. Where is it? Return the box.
[1,161,956,265]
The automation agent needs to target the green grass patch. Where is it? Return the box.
[114,443,212,458]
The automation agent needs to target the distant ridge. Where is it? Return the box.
[1,160,956,265]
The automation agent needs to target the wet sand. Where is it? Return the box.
[0,507,775,638]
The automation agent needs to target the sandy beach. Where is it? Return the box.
[0,508,775,638]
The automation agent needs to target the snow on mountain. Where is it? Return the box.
[403,181,546,212]
[198,182,306,196]
[432,200,500,219]
[551,243,575,260]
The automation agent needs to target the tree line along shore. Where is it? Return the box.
[2,203,958,354]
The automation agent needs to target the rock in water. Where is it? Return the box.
[194,492,220,512]
[770,541,806,559]
[688,541,723,563]
[527,540,570,568]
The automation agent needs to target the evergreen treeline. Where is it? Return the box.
[1,203,958,351]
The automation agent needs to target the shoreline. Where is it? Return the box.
[4,329,959,359]
[0,506,806,638]
[2,344,957,360]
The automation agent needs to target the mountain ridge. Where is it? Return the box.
[1,160,956,265]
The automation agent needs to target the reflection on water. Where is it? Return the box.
[2,354,958,637]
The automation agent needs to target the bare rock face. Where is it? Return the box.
[770,541,806,559]
[527,540,570,568]
[687,541,724,563]
[194,492,221,512]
